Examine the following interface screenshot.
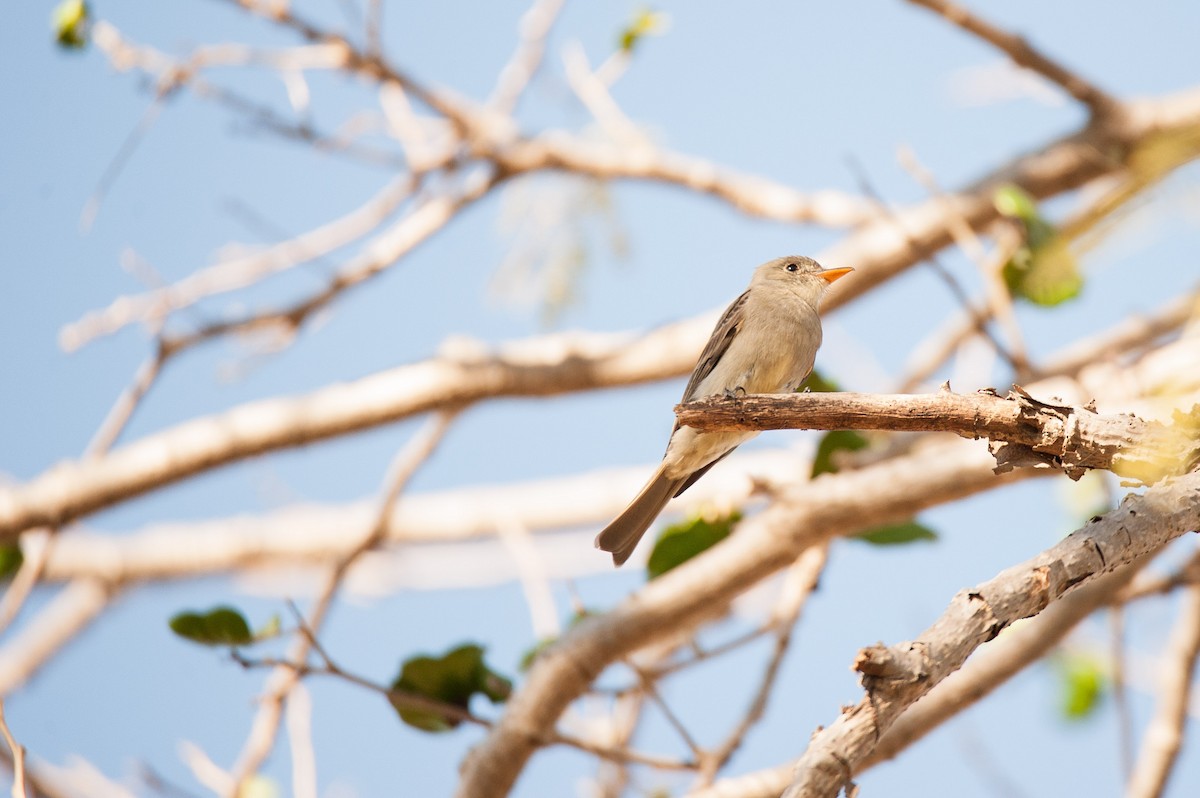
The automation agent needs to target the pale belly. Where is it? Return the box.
[661,426,759,479]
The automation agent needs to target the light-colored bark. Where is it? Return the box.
[1126,584,1200,798]
[677,389,1199,483]
[455,438,1031,797]
[687,562,1150,798]
[781,472,1200,798]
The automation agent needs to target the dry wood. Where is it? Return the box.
[676,389,1200,483]
[781,471,1200,798]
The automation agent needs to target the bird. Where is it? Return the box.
[595,256,853,566]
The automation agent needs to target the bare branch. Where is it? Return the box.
[487,0,565,114]
[1120,548,1200,603]
[846,156,1023,373]
[0,531,57,637]
[85,342,168,455]
[455,436,1037,797]
[697,546,828,785]
[813,87,1200,313]
[0,700,27,798]
[364,0,383,57]
[1042,293,1199,379]
[781,472,1200,798]
[0,580,115,695]
[232,635,694,773]
[867,566,1142,768]
[905,0,1119,115]
[0,315,710,541]
[30,448,797,586]
[60,175,416,352]
[9,278,1200,550]
[689,561,1149,798]
[227,410,458,793]
[676,389,1200,483]
[1126,584,1200,798]
[896,145,1031,378]
[64,27,1200,361]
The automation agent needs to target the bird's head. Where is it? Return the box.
[752,256,853,303]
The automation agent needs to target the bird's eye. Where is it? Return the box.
[785,262,799,272]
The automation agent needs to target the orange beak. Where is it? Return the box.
[817,266,854,284]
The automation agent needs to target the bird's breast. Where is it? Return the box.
[723,292,822,394]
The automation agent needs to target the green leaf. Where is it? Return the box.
[645,511,741,579]
[1056,651,1107,720]
[0,545,23,580]
[390,644,513,732]
[518,610,595,672]
[798,369,840,394]
[53,0,91,50]
[811,429,868,478]
[854,520,938,546]
[994,184,1082,307]
[618,7,669,53]
[257,613,283,641]
[169,606,254,646]
[993,184,1040,221]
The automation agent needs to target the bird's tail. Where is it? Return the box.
[595,467,685,566]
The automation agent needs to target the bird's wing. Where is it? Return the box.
[680,289,748,402]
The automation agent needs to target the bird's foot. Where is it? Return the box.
[723,386,748,400]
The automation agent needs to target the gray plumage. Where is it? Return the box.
[595,256,852,566]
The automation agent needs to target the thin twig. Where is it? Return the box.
[631,666,706,761]
[0,579,115,696]
[846,157,1021,372]
[697,546,828,785]
[285,682,317,798]
[487,0,566,114]
[227,410,459,794]
[1110,605,1134,781]
[61,172,418,353]
[645,626,772,681]
[233,645,693,771]
[594,690,649,798]
[896,145,1031,380]
[1119,548,1200,604]
[86,340,169,455]
[895,306,984,392]
[0,530,56,637]
[0,700,27,798]
[905,0,1118,116]
[364,0,384,57]
[220,0,483,134]
[1126,584,1200,798]
[80,88,173,231]
[161,169,496,360]
[1035,289,1199,380]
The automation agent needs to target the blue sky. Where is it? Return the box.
[2,1,1200,796]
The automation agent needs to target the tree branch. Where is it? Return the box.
[68,12,1200,358]
[0,699,28,798]
[0,315,712,541]
[905,0,1119,115]
[6,311,1196,565]
[455,436,1035,797]
[1126,583,1200,798]
[226,411,458,795]
[676,389,1200,484]
[781,470,1200,798]
[0,580,116,694]
[689,561,1149,798]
